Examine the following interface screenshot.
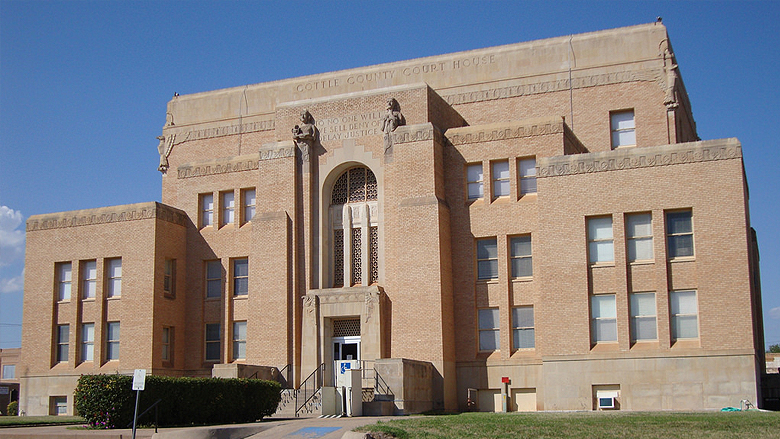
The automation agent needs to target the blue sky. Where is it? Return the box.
[1,0,778,350]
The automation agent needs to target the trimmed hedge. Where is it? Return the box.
[73,374,281,428]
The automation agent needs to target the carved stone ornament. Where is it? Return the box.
[381,98,406,153]
[292,109,318,162]
[157,134,176,174]
[659,39,679,109]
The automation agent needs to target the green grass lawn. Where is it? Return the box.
[355,411,780,439]
[0,415,84,427]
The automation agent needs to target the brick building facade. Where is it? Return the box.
[20,23,766,415]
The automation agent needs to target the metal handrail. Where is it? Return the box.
[126,398,162,433]
[277,364,292,388]
[295,363,324,417]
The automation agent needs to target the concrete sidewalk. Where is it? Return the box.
[0,416,392,439]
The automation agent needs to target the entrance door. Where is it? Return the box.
[333,336,360,361]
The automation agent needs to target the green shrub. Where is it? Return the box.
[7,401,19,416]
[73,374,281,428]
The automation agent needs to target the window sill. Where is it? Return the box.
[668,257,695,263]
[491,196,511,205]
[57,300,71,304]
[628,260,654,266]
[163,293,176,300]
[233,295,248,300]
[629,340,659,350]
[476,279,499,285]
[511,276,533,283]
[589,262,615,268]
[106,296,121,301]
[590,342,619,352]
[671,339,700,349]
[205,296,221,302]
[81,298,96,303]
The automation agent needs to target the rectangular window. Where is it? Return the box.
[206,260,222,299]
[630,293,657,341]
[476,238,498,280]
[105,322,120,361]
[591,295,617,343]
[162,326,173,363]
[588,216,614,264]
[164,259,176,298]
[56,324,69,363]
[512,306,535,349]
[666,210,694,259]
[478,308,500,351]
[200,193,214,227]
[671,290,699,340]
[106,258,122,298]
[2,364,15,379]
[467,163,484,199]
[233,258,248,296]
[626,213,653,262]
[492,160,510,198]
[82,260,97,299]
[518,158,537,195]
[51,396,67,416]
[510,235,532,278]
[233,321,247,360]
[242,188,256,224]
[57,262,72,301]
[80,323,94,362]
[205,323,221,361]
[611,110,636,148]
[221,191,235,226]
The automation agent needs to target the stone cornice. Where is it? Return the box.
[26,202,188,232]
[176,145,296,179]
[442,67,662,106]
[445,117,565,146]
[392,123,437,145]
[166,119,275,146]
[537,138,741,178]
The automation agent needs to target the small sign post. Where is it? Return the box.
[131,369,146,439]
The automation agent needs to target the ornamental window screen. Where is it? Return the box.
[351,228,362,286]
[330,166,379,288]
[333,319,360,337]
[333,229,344,287]
[369,227,378,284]
[332,167,377,205]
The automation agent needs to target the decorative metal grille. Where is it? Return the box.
[331,172,349,205]
[366,171,377,201]
[348,167,366,203]
[333,229,344,287]
[333,319,360,337]
[351,228,362,285]
[369,226,378,284]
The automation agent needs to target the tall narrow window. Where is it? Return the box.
[80,323,94,362]
[233,258,248,296]
[205,323,221,361]
[221,191,235,226]
[369,226,378,284]
[467,164,484,199]
[478,308,500,351]
[591,295,617,343]
[670,290,698,340]
[626,213,653,262]
[630,293,657,341]
[477,238,498,280]
[351,228,362,286]
[56,324,69,363]
[82,260,97,300]
[162,326,174,363]
[57,262,72,301]
[200,193,214,227]
[610,110,635,148]
[2,365,15,379]
[106,258,122,298]
[518,158,537,195]
[164,259,176,298]
[206,260,222,299]
[512,306,535,349]
[666,210,694,259]
[242,188,256,224]
[105,322,120,361]
[510,235,532,278]
[233,321,247,360]
[492,160,510,198]
[333,229,344,287]
[588,217,614,264]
